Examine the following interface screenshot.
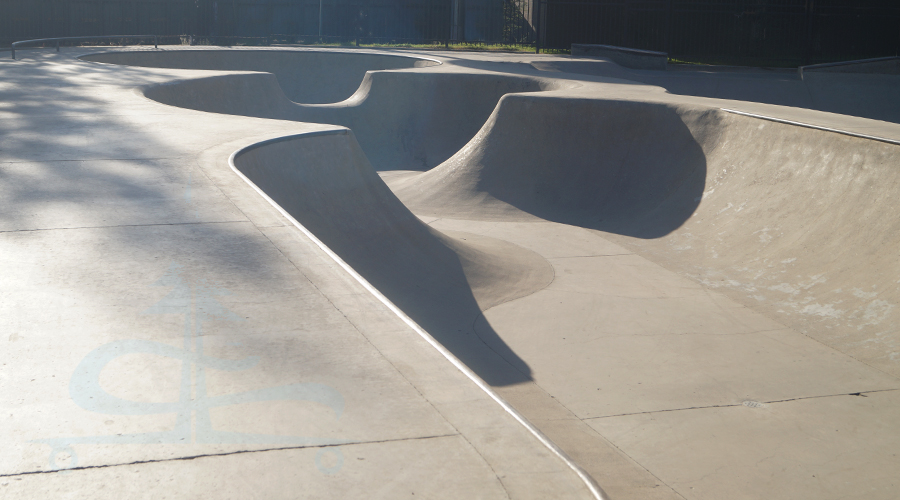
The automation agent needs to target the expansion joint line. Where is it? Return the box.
[586,388,900,420]
[0,434,458,479]
[227,133,609,500]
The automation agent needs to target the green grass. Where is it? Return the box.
[668,56,799,69]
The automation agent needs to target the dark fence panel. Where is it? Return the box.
[538,0,900,65]
[0,0,534,47]
[2,0,898,65]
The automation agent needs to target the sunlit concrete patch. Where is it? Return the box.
[587,390,900,500]
[1,436,510,499]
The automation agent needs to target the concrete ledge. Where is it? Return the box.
[799,56,900,79]
[571,43,667,70]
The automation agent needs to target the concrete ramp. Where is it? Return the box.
[81,49,438,104]
[144,68,565,171]
[389,92,900,377]
[231,130,554,386]
[390,94,712,238]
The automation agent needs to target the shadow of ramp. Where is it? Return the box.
[232,130,555,386]
[390,95,712,238]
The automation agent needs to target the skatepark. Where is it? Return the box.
[1,44,899,499]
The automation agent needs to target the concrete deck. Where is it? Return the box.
[2,46,899,499]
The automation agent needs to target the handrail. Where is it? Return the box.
[11,35,158,60]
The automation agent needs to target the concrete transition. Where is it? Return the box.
[799,56,900,78]
[2,45,899,499]
[571,44,667,71]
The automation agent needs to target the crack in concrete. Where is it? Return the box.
[0,157,185,164]
[0,220,250,234]
[547,253,635,259]
[0,433,459,478]
[585,388,900,420]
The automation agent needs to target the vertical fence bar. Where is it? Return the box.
[803,0,814,65]
[665,0,673,54]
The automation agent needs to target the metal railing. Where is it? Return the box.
[11,35,158,60]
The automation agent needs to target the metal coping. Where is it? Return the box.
[721,108,900,147]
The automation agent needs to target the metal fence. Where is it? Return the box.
[0,0,537,48]
[2,0,899,66]
[538,0,900,65]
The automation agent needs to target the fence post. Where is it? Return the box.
[154,35,158,48]
[534,0,541,54]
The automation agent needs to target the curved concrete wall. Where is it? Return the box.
[81,49,438,104]
[391,95,713,238]
[143,68,562,171]
[232,131,553,386]
[631,112,900,376]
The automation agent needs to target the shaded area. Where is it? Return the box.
[141,62,557,171]
[80,49,437,104]
[233,132,556,386]
[0,51,318,332]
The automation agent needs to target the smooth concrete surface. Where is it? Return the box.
[3,45,900,499]
[0,48,597,499]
